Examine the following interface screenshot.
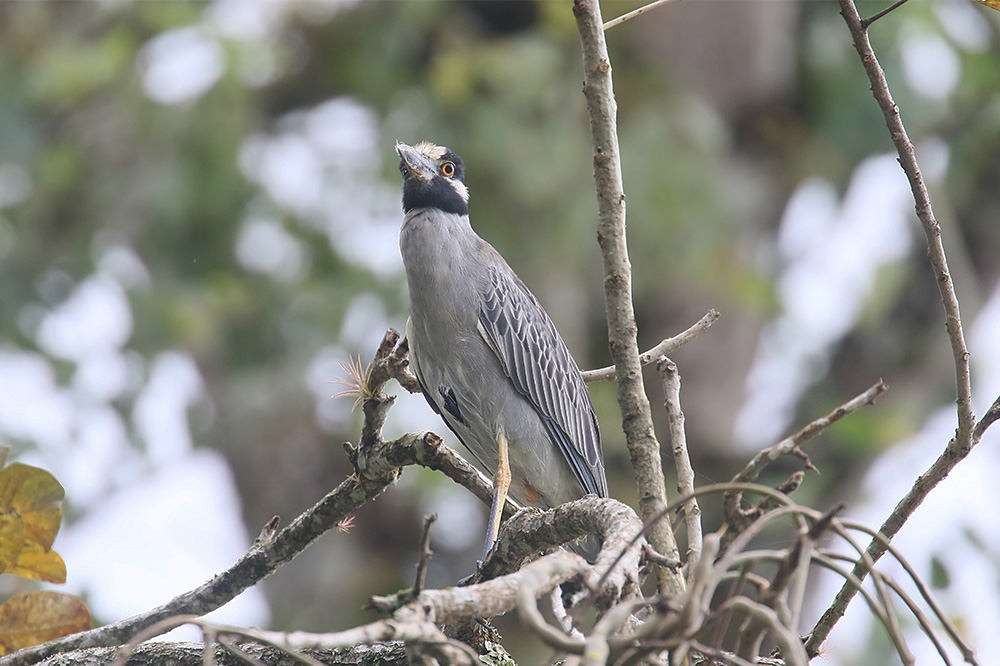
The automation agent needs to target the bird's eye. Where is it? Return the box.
[440,162,456,178]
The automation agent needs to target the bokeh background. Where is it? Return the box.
[1,1,999,663]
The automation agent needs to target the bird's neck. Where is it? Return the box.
[399,208,487,325]
[399,209,478,270]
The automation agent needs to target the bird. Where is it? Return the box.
[395,140,608,563]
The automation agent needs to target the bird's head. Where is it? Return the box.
[396,141,469,216]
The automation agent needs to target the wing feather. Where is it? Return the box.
[478,266,607,497]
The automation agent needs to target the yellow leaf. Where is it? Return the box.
[5,543,66,584]
[0,591,91,655]
[974,0,1000,10]
[0,514,25,576]
[0,464,66,581]
[0,464,65,551]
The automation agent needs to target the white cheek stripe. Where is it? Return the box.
[448,179,470,203]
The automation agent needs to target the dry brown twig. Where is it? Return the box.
[601,480,974,663]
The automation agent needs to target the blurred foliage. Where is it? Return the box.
[0,0,999,661]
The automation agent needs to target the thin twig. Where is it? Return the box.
[582,309,719,383]
[657,356,702,573]
[972,394,1000,442]
[810,554,913,663]
[839,5,973,426]
[413,514,437,595]
[603,0,678,31]
[822,556,954,666]
[836,519,980,665]
[860,0,911,28]
[642,543,681,570]
[721,597,808,666]
[573,0,685,597]
[724,380,886,529]
[592,481,798,599]
[879,577,950,666]
[516,556,590,655]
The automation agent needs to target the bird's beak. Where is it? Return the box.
[395,142,436,181]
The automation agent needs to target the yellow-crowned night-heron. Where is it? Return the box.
[395,141,607,562]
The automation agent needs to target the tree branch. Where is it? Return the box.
[36,642,412,666]
[2,431,460,666]
[723,380,886,541]
[478,496,643,603]
[573,0,685,597]
[808,1,980,654]
[657,356,702,573]
[582,309,719,383]
[603,0,678,31]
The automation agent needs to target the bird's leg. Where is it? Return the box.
[482,431,511,563]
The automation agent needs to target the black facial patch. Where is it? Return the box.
[401,176,468,216]
[399,147,468,216]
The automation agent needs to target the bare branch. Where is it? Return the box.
[881,576,955,666]
[835,519,980,665]
[582,309,719,383]
[516,556,590,655]
[724,380,886,532]
[479,496,644,608]
[366,329,421,394]
[722,597,808,666]
[973,393,1000,442]
[198,552,594,665]
[413,514,437,595]
[603,0,678,31]
[573,0,685,597]
[247,618,475,665]
[656,356,702,573]
[642,543,681,570]
[810,1,980,653]
[860,0,911,27]
[811,553,908,660]
[835,5,974,427]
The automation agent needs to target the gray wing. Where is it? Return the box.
[477,265,607,497]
